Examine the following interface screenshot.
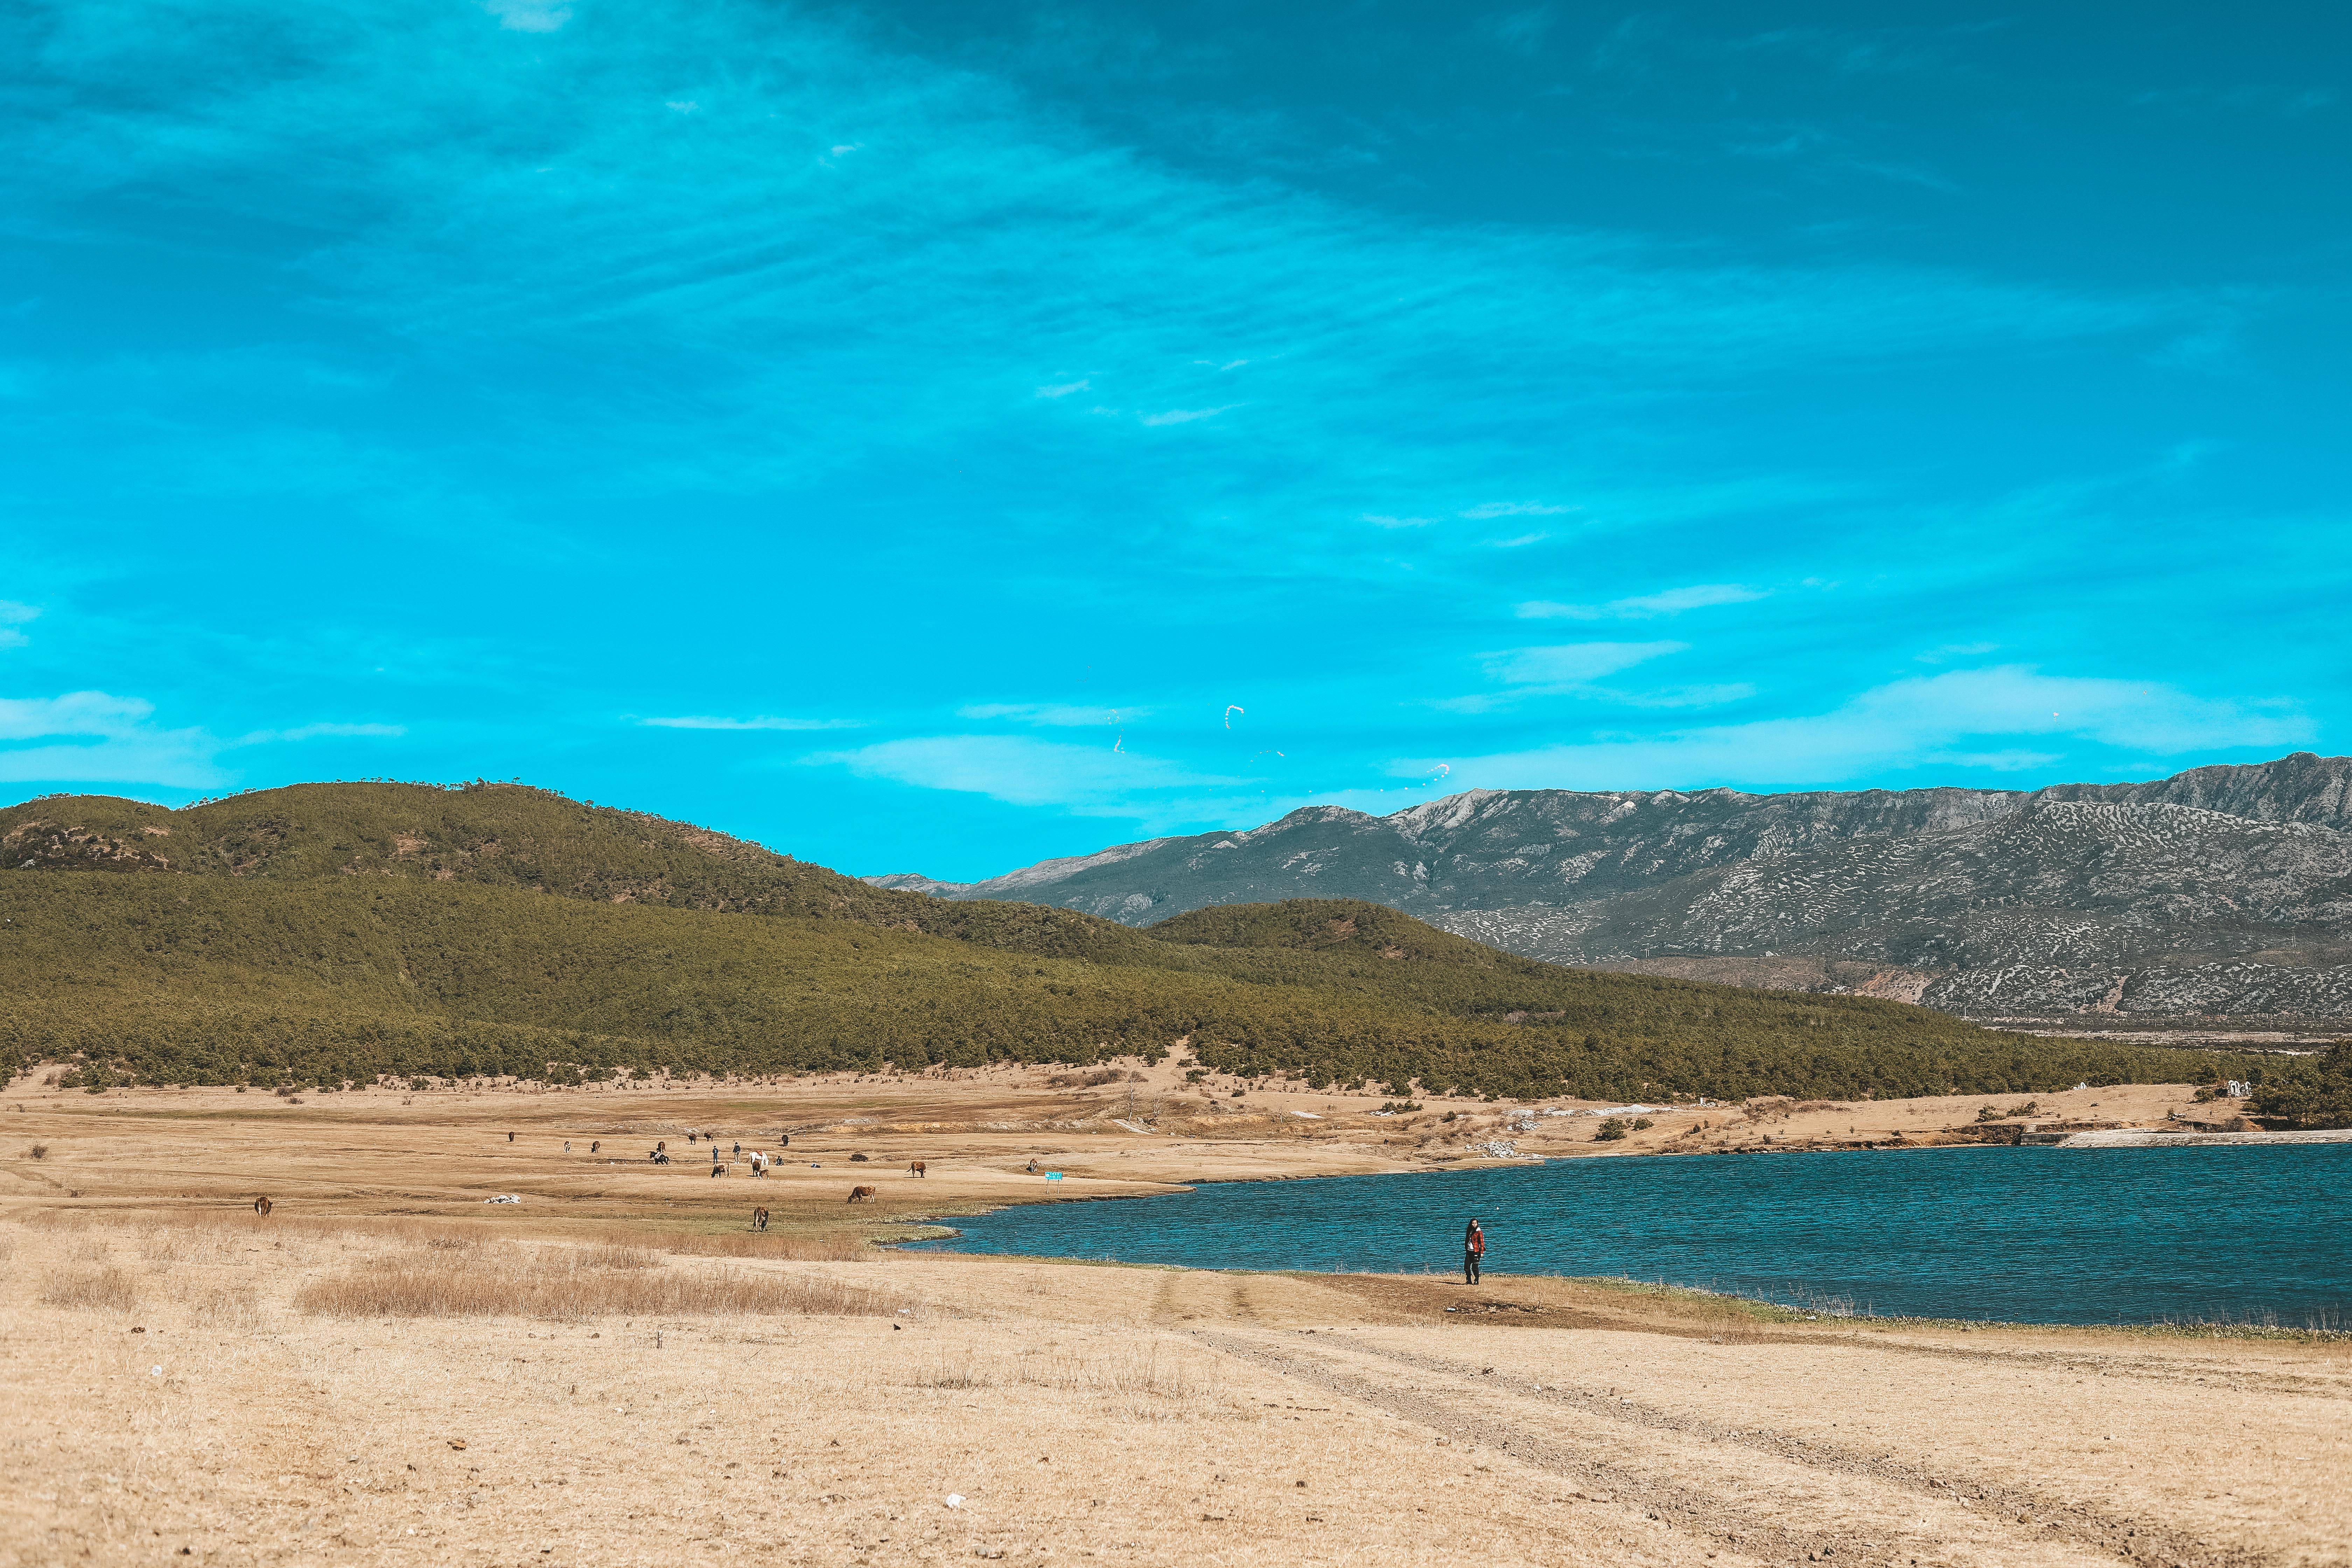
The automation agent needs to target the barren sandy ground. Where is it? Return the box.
[4,1072,2343,1568]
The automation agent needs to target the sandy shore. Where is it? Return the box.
[5,1070,2343,1567]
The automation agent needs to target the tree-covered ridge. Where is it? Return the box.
[0,782,1167,965]
[0,873,2274,1103]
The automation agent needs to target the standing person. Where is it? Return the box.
[1463,1219,1485,1284]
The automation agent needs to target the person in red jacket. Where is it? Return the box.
[1463,1219,1486,1284]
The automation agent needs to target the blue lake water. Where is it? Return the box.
[914,1145,2352,1327]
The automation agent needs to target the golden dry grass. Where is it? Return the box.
[295,1240,892,1321]
[36,1262,137,1311]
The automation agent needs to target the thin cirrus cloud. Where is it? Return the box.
[1431,667,2314,791]
[958,703,1141,727]
[483,0,570,32]
[1485,642,1689,687]
[1461,501,1575,519]
[1139,406,1235,426]
[1429,642,1692,713]
[1035,379,1090,398]
[231,722,406,745]
[808,734,1247,820]
[1518,584,1768,620]
[0,690,223,788]
[640,715,864,731]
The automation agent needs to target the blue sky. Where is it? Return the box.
[2,0,2346,880]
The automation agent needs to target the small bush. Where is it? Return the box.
[28,1144,46,1160]
[1976,1104,2000,1122]
[1595,1118,1629,1142]
[1631,1116,1654,1130]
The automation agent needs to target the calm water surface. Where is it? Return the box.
[915,1144,2352,1326]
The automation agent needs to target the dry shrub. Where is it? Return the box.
[663,1232,868,1262]
[41,1266,139,1311]
[138,1229,192,1263]
[908,1356,997,1389]
[298,1245,891,1322]
[192,1282,265,1333]
[66,1237,112,1263]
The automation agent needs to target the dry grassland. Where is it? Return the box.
[3,1078,2346,1567]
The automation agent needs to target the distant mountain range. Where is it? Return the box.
[14,780,2198,1101]
[869,753,2352,1022]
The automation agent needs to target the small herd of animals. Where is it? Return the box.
[247,1133,934,1221]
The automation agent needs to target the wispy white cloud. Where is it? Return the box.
[641,715,864,731]
[0,601,34,650]
[1485,642,1689,686]
[231,722,406,746]
[807,734,1245,817]
[1139,406,1234,426]
[958,702,1143,727]
[1427,641,1695,713]
[1429,667,2314,790]
[1461,501,1575,519]
[1486,532,1547,548]
[1914,641,1998,663]
[1364,513,1435,528]
[0,691,224,788]
[1518,583,1766,619]
[1035,379,1090,398]
[483,0,572,32]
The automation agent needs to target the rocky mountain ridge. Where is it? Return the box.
[868,753,2352,1022]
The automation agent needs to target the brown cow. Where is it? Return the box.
[751,1207,770,1232]
[908,1161,927,1178]
[846,1185,877,1204]
[252,1196,273,1216]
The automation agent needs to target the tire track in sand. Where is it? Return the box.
[1194,1329,2275,1568]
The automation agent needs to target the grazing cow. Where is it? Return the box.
[909,1161,927,1178]
[252,1196,273,1216]
[846,1185,877,1204]
[751,1207,770,1232]
[710,1161,724,1178]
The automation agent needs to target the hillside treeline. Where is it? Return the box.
[2250,1043,2352,1129]
[0,858,2272,1101]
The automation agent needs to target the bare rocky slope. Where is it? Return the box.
[868,754,2352,1024]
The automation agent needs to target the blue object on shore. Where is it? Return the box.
[1045,1172,1064,1182]
[913,1144,2352,1329]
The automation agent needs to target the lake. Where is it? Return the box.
[912,1144,2352,1327]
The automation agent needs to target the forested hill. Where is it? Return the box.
[0,785,2277,1101]
[0,782,1160,964]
